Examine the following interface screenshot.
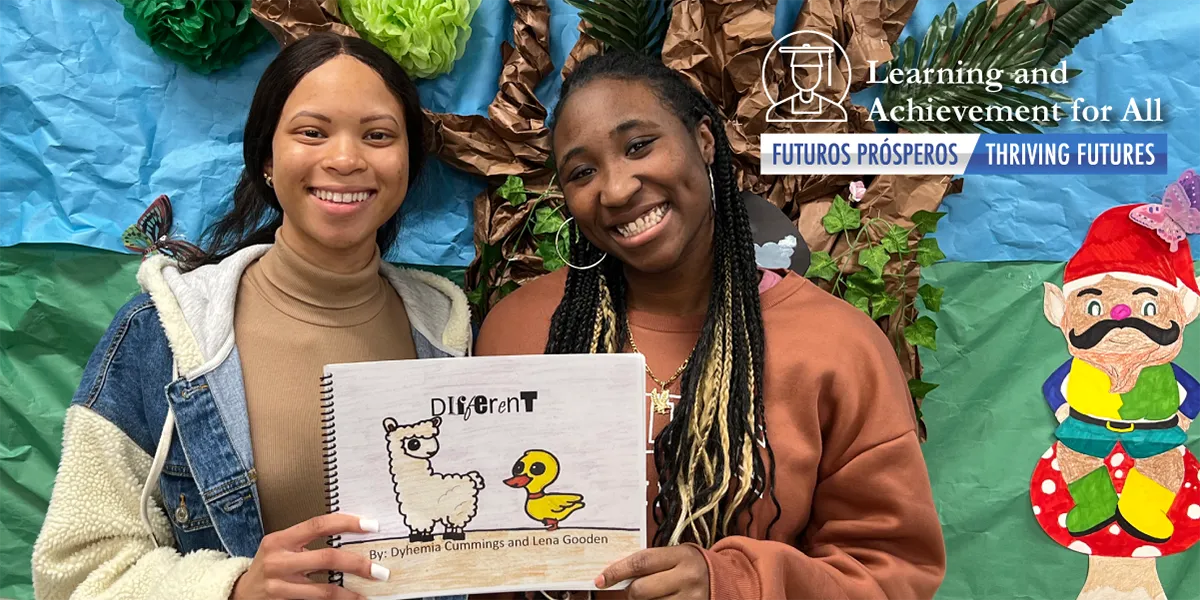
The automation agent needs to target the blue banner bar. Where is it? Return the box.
[965,134,1168,174]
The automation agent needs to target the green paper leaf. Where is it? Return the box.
[858,246,890,278]
[881,225,911,254]
[482,242,501,259]
[915,238,947,267]
[822,195,862,234]
[847,270,885,295]
[911,210,946,235]
[532,206,566,236]
[536,237,566,272]
[498,281,520,299]
[556,228,572,268]
[871,295,901,320]
[918,284,945,312]
[877,0,1067,134]
[844,287,871,315]
[466,285,485,307]
[498,175,527,206]
[908,378,939,399]
[565,0,670,56]
[804,251,839,281]
[904,316,938,350]
[477,243,503,277]
[1037,0,1132,70]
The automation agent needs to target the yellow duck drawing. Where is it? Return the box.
[503,449,584,530]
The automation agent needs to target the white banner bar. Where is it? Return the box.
[760,133,979,175]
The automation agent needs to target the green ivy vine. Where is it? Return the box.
[805,196,948,407]
[467,175,570,313]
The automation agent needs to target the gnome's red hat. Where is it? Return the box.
[1063,204,1199,313]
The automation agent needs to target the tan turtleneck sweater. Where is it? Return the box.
[234,229,417,537]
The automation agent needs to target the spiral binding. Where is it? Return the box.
[319,373,343,586]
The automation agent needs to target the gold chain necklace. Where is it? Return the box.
[626,318,693,414]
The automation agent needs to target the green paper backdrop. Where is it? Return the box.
[920,261,1200,600]
[0,245,142,598]
[0,245,463,599]
[3,248,1199,599]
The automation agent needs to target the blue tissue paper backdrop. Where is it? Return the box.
[2,0,1197,265]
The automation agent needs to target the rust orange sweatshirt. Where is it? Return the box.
[473,269,946,600]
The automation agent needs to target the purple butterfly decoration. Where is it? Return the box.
[1130,169,1200,252]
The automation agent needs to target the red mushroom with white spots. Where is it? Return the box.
[1031,442,1200,599]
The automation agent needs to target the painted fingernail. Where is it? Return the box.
[360,518,380,533]
[371,563,390,582]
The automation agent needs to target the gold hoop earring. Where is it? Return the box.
[555,217,606,270]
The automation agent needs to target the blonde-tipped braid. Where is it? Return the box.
[670,267,737,546]
[590,275,619,353]
[579,260,754,548]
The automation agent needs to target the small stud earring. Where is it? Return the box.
[264,173,273,188]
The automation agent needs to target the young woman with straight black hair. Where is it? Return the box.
[33,33,469,600]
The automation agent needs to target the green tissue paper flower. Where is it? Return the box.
[117,0,268,74]
[340,0,481,79]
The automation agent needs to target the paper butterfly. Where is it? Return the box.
[1130,169,1200,253]
[121,195,204,263]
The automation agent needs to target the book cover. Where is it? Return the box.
[321,353,647,599]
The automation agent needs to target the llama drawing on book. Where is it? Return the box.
[382,416,484,542]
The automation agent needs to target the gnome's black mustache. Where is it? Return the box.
[1069,318,1180,349]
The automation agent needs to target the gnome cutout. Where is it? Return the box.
[1036,204,1200,600]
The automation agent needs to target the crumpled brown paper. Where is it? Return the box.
[423,0,561,307]
[817,175,960,345]
[425,0,553,181]
[448,0,929,315]
[808,174,960,440]
[661,0,918,257]
[562,22,603,81]
[251,0,358,46]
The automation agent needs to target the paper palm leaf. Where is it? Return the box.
[564,0,670,57]
[881,0,1073,134]
[1038,0,1133,70]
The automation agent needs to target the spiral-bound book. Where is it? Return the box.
[320,354,648,599]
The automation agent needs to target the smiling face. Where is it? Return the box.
[552,79,716,275]
[1045,275,1193,391]
[265,54,410,261]
[1064,278,1182,353]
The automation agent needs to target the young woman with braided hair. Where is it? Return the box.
[475,50,945,600]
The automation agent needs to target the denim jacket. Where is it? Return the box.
[32,245,472,600]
